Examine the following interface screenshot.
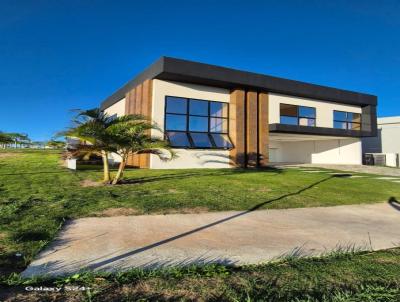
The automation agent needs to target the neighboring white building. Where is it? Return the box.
[362,116,400,167]
[362,116,400,154]
[100,57,378,169]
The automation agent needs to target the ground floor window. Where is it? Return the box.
[164,96,233,149]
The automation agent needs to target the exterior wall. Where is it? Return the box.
[378,117,400,154]
[103,98,126,163]
[269,93,362,128]
[362,116,400,154]
[150,79,231,169]
[270,138,362,165]
[104,97,126,117]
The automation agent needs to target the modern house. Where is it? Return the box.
[362,116,400,167]
[100,57,377,169]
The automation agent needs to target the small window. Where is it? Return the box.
[334,111,347,121]
[280,116,298,125]
[210,117,228,133]
[280,104,298,117]
[166,97,187,114]
[280,104,316,127]
[210,102,228,117]
[189,116,208,132]
[189,99,208,116]
[299,106,316,118]
[190,133,213,148]
[333,111,361,130]
[166,114,187,131]
[166,132,191,147]
[211,133,233,148]
[299,117,316,127]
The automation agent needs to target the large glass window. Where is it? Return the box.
[164,96,233,149]
[280,104,316,126]
[333,111,361,130]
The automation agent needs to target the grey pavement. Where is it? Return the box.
[297,164,400,177]
[22,202,400,277]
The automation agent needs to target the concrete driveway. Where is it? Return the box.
[298,164,400,177]
[23,202,400,277]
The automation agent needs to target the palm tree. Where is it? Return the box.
[62,108,117,183]
[105,114,175,185]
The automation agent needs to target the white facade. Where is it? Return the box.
[102,80,365,168]
[150,79,231,169]
[104,97,126,117]
[270,135,362,165]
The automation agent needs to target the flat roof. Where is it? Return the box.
[100,56,377,110]
[378,116,400,124]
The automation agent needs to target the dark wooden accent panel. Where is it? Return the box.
[140,80,153,168]
[246,91,258,168]
[124,80,153,168]
[258,92,269,167]
[229,89,246,167]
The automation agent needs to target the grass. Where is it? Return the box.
[1,149,400,300]
[1,149,400,276]
[1,248,400,301]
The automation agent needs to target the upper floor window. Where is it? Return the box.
[165,96,233,149]
[280,104,316,127]
[333,111,361,130]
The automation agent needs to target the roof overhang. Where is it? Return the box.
[100,56,378,110]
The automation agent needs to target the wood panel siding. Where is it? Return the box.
[229,89,269,168]
[124,80,153,168]
[229,89,246,167]
[246,91,258,168]
[258,92,269,167]
[140,80,153,168]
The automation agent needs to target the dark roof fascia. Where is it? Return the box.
[100,56,377,110]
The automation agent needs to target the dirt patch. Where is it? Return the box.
[80,179,103,187]
[0,153,17,159]
[0,232,7,240]
[93,207,141,217]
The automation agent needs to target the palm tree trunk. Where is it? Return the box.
[101,150,111,183]
[112,154,128,185]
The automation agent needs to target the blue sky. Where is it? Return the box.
[1,0,399,141]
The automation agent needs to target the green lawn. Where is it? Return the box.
[1,149,400,277]
[2,248,400,301]
[1,149,400,300]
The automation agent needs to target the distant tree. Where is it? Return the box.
[0,132,13,148]
[46,140,66,149]
[7,133,30,148]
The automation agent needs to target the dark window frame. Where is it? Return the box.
[333,110,362,131]
[164,96,233,149]
[280,103,316,127]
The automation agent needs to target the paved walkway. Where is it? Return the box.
[297,164,400,177]
[23,202,400,277]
